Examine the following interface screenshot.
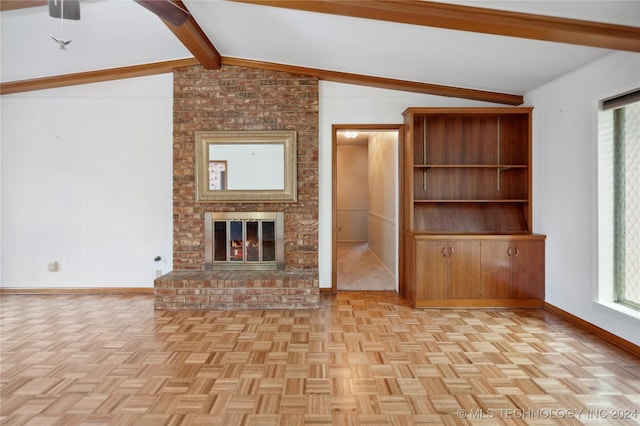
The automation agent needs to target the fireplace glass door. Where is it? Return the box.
[219,220,275,263]
[205,212,284,270]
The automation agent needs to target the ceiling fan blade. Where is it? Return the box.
[133,0,190,27]
[48,0,80,20]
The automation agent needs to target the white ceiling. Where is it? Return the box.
[1,1,190,82]
[1,0,639,98]
[337,130,381,146]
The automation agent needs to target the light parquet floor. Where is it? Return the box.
[1,292,639,425]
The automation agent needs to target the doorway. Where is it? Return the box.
[332,125,401,292]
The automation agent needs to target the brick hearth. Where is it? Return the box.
[154,270,319,310]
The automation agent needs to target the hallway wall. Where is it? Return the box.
[367,131,398,281]
[336,144,368,242]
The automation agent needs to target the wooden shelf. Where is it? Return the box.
[400,107,544,308]
[414,199,529,203]
[411,230,532,236]
[413,164,527,168]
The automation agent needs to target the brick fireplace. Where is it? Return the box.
[154,64,320,310]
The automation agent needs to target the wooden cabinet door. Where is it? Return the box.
[511,241,545,299]
[481,241,513,299]
[402,235,416,305]
[481,239,545,301]
[415,240,449,300]
[449,241,481,299]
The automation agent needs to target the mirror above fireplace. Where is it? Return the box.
[195,130,297,203]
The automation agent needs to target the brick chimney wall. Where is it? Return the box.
[172,65,319,272]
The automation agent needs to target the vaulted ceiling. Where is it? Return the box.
[2,0,639,105]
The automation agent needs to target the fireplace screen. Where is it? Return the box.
[205,212,284,270]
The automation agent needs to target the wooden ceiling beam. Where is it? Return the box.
[233,0,640,52]
[1,56,523,105]
[156,0,221,70]
[0,1,47,12]
[221,57,523,105]
[0,58,199,95]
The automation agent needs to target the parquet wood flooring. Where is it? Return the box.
[1,292,639,425]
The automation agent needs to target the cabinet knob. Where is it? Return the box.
[441,247,448,257]
[507,247,513,256]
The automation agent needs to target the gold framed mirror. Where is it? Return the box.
[195,130,297,203]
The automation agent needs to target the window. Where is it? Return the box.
[599,90,640,311]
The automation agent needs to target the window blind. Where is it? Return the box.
[602,89,640,110]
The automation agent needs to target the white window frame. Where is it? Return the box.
[594,83,640,320]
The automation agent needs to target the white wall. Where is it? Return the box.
[318,82,503,288]
[368,132,398,281]
[527,51,640,345]
[1,74,174,288]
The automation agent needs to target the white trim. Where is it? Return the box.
[368,210,395,225]
[594,301,640,322]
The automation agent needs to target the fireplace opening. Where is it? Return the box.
[205,212,284,270]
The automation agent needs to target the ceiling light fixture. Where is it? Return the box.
[343,131,360,139]
[51,35,72,50]
[49,0,79,51]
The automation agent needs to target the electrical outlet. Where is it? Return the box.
[155,270,163,278]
